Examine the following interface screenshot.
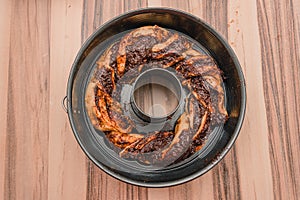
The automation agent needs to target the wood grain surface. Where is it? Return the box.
[1,0,299,199]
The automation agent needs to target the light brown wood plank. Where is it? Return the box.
[227,0,274,199]
[0,0,11,199]
[48,0,87,200]
[148,188,169,200]
[2,0,51,199]
[147,0,161,7]
[187,175,214,200]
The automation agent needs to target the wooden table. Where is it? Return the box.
[1,0,299,199]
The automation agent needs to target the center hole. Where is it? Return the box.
[132,68,182,119]
[134,83,179,117]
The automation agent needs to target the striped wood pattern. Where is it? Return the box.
[0,0,299,199]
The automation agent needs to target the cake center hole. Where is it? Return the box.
[134,83,179,117]
[132,68,182,119]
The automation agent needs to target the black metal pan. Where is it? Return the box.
[64,8,246,187]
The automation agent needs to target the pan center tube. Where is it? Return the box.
[131,68,183,123]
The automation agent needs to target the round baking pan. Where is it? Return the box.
[65,8,246,187]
